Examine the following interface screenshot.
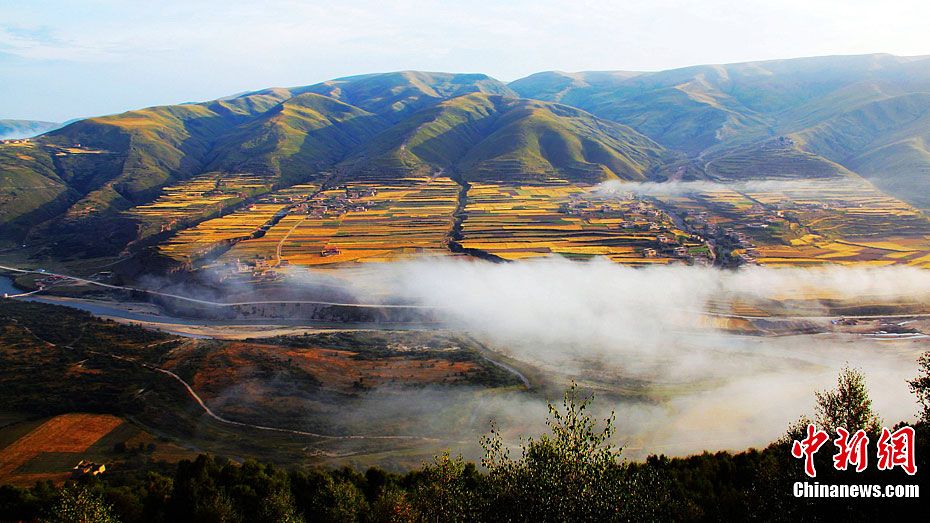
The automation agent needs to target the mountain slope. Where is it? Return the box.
[0,91,296,252]
[295,71,516,122]
[508,71,641,105]
[510,54,930,153]
[0,73,518,252]
[344,93,668,183]
[790,92,930,208]
[207,93,389,182]
[0,143,78,237]
[4,58,930,258]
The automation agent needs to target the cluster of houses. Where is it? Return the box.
[644,233,713,265]
[559,195,714,265]
[71,460,106,478]
[560,196,665,227]
[0,138,31,145]
[680,209,772,265]
[35,274,67,289]
[290,187,375,218]
[234,257,281,279]
[721,227,761,264]
[765,135,797,149]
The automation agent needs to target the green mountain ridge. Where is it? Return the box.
[260,71,516,123]
[342,93,667,182]
[511,53,930,208]
[4,54,930,257]
[207,93,389,183]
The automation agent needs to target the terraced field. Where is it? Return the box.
[158,184,318,262]
[221,176,459,267]
[656,179,930,267]
[137,170,930,273]
[459,183,703,263]
[126,173,273,241]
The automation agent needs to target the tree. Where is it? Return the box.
[369,486,416,523]
[480,383,629,522]
[815,365,881,434]
[782,415,815,444]
[908,351,930,423]
[44,483,118,523]
[410,452,478,522]
[257,487,302,523]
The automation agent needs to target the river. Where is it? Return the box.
[0,274,438,338]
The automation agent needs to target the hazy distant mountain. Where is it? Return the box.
[0,119,61,139]
[3,55,930,255]
[511,54,930,150]
[511,53,930,205]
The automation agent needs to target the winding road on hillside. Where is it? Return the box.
[10,320,454,443]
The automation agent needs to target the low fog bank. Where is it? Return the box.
[281,258,930,457]
[593,179,829,197]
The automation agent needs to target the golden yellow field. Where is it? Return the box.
[155,184,318,262]
[459,183,704,263]
[127,173,273,240]
[138,172,930,273]
[0,413,123,486]
[655,178,930,267]
[220,176,459,266]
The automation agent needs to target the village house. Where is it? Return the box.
[71,460,106,478]
[657,235,676,244]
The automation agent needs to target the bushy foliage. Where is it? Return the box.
[1,375,927,522]
[909,351,930,423]
[44,484,117,523]
[814,364,882,434]
[479,383,628,521]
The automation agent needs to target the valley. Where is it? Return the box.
[3,54,930,489]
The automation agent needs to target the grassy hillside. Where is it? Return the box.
[4,59,930,257]
[208,93,389,183]
[297,71,516,122]
[0,73,520,254]
[508,70,641,105]
[704,140,852,181]
[790,92,930,208]
[343,93,668,182]
[0,143,78,238]
[0,91,295,252]
[459,98,668,182]
[510,55,930,209]
[852,139,930,209]
[510,54,930,154]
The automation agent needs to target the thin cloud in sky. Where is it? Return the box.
[1,0,929,121]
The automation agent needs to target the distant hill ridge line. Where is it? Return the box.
[4,53,930,255]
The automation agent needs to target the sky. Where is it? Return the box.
[1,0,929,122]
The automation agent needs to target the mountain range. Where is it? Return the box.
[0,120,61,140]
[3,53,930,256]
